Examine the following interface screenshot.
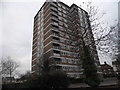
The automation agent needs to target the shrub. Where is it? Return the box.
[69,77,85,84]
[20,71,69,88]
[49,71,70,88]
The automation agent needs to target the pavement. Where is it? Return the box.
[100,77,118,86]
[69,77,118,88]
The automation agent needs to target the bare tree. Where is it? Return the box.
[80,1,116,56]
[1,56,19,80]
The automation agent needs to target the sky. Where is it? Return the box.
[1,0,119,75]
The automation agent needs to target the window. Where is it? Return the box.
[62,6,66,10]
[60,32,63,37]
[58,16,62,20]
[58,12,62,16]
[104,73,107,75]
[109,72,112,74]
[103,70,106,71]
[51,6,58,11]
[59,21,63,26]
[58,3,61,7]
[62,58,66,63]
[60,38,65,43]
[52,22,58,26]
[68,52,70,56]
[64,19,67,23]
[58,7,62,11]
[59,26,63,31]
[68,59,72,63]
[63,10,66,14]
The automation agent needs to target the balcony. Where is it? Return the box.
[50,2,57,8]
[51,11,58,17]
[53,43,60,50]
[55,61,61,64]
[51,22,58,27]
[51,17,58,22]
[53,39,59,43]
[54,58,61,64]
[51,26,59,32]
[53,46,60,50]
[53,53,60,56]
[51,29,59,33]
[52,33,59,37]
[52,36,60,43]
[53,49,60,56]
[51,7,58,12]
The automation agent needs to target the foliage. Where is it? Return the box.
[20,75,42,88]
[49,71,70,88]
[43,59,50,73]
[2,83,20,89]
[69,77,85,84]
[82,45,100,87]
[20,71,69,88]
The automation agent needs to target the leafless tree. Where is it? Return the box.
[80,1,117,57]
[1,56,19,79]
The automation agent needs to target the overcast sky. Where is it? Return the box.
[1,0,119,75]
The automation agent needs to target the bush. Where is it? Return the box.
[85,76,100,87]
[82,45,100,87]
[49,71,70,88]
[69,77,85,84]
[2,83,20,88]
[20,71,69,88]
[19,75,42,88]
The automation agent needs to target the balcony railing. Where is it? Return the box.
[51,7,58,12]
[53,33,59,37]
[53,39,59,43]
[51,17,58,22]
[55,61,61,64]
[51,29,59,33]
[50,2,57,8]
[51,22,58,26]
[53,46,60,49]
[51,12,58,17]
[53,53,60,56]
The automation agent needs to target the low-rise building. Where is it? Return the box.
[2,77,16,84]
[112,60,120,75]
[101,62,115,78]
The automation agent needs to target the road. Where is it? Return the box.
[69,77,118,88]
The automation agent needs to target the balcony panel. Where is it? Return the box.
[53,53,60,56]
[50,2,57,8]
[51,7,58,12]
[51,12,58,17]
[51,22,59,26]
[51,17,58,22]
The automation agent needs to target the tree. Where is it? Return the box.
[19,71,31,81]
[1,56,19,82]
[70,2,104,87]
[43,59,50,73]
[83,45,100,87]
[49,71,70,88]
[77,2,120,86]
[80,2,117,56]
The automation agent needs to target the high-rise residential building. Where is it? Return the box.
[117,1,120,74]
[118,1,120,58]
[31,0,102,78]
[112,1,120,74]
